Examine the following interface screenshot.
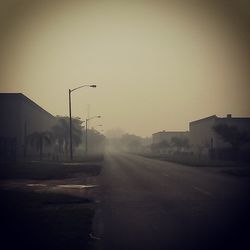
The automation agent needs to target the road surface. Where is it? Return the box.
[92,153,250,250]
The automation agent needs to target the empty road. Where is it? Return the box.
[92,153,250,250]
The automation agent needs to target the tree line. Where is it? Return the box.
[151,124,250,161]
[25,116,105,160]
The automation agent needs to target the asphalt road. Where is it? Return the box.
[92,153,250,250]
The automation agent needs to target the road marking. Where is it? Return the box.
[192,186,213,197]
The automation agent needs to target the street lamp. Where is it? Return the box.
[85,115,101,154]
[69,84,96,161]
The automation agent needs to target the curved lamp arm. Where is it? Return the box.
[86,115,101,121]
[71,84,96,92]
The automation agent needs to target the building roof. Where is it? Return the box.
[190,114,250,125]
[152,131,189,136]
[189,115,217,125]
[0,93,55,118]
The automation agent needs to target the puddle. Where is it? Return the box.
[56,184,97,189]
[27,184,47,187]
[62,162,87,166]
[24,184,97,190]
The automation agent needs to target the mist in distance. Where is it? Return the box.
[0,0,249,137]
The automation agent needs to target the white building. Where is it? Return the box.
[189,114,250,159]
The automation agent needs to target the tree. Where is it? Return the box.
[171,137,190,152]
[128,140,142,152]
[120,133,143,152]
[27,131,52,160]
[51,117,68,155]
[51,116,83,157]
[150,140,170,154]
[158,140,170,149]
[84,128,106,154]
[196,140,210,159]
[213,123,250,160]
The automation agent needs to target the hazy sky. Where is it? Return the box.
[0,0,249,137]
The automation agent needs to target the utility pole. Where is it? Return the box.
[69,89,73,160]
[85,119,88,154]
[68,84,97,161]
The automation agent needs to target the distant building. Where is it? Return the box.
[189,114,250,159]
[152,130,189,144]
[0,93,56,160]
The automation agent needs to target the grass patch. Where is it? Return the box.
[140,153,249,167]
[0,162,102,180]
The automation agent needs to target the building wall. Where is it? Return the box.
[19,95,56,158]
[189,114,250,157]
[152,131,189,144]
[189,116,217,151]
[0,94,22,139]
[0,93,56,160]
[0,95,22,160]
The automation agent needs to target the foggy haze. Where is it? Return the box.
[0,0,249,136]
[1,2,250,248]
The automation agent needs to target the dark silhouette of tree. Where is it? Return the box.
[51,117,68,155]
[120,133,143,152]
[27,131,52,160]
[51,116,83,156]
[213,123,250,160]
[151,140,170,154]
[85,128,106,153]
[128,140,142,152]
[171,137,190,152]
[158,140,170,149]
[197,141,210,159]
[150,143,158,154]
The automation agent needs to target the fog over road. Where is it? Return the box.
[93,153,250,250]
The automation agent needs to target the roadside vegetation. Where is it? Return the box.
[0,114,105,249]
[0,161,102,180]
[24,115,105,161]
[111,125,250,168]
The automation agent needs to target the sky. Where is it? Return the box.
[0,0,249,137]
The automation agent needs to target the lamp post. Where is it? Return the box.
[69,84,96,161]
[85,115,101,154]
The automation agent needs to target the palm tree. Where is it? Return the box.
[51,117,69,156]
[51,116,83,157]
[27,131,53,160]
